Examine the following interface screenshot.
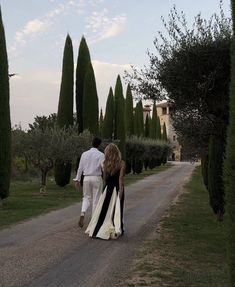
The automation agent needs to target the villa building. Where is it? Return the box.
[155,101,181,161]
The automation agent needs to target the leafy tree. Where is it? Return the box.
[223,0,235,283]
[126,3,231,215]
[126,3,231,154]
[125,84,134,136]
[54,34,74,187]
[76,36,91,133]
[20,127,92,193]
[83,62,99,135]
[28,114,57,132]
[0,8,11,202]
[102,87,114,139]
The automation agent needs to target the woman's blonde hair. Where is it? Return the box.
[103,143,122,175]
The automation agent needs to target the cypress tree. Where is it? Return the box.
[102,87,114,139]
[208,134,225,220]
[76,36,91,133]
[99,108,104,137]
[83,62,99,135]
[162,122,167,141]
[223,0,235,283]
[114,75,126,159]
[54,34,74,187]
[114,75,124,139]
[150,102,157,139]
[156,116,162,139]
[134,100,144,137]
[145,114,150,138]
[0,8,11,201]
[125,84,134,136]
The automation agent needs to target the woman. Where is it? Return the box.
[85,143,125,240]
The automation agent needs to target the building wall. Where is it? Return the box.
[156,102,181,161]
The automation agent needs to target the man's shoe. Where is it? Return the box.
[78,215,84,228]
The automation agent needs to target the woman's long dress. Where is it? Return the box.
[85,169,124,240]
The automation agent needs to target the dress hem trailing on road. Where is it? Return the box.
[85,186,123,240]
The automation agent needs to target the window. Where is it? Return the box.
[173,135,176,141]
[162,107,167,115]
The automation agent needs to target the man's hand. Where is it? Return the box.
[74,181,80,191]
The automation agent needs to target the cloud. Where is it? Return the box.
[86,9,126,43]
[15,19,49,45]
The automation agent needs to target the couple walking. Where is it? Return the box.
[74,137,125,240]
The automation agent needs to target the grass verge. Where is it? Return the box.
[120,166,229,287]
[0,163,171,229]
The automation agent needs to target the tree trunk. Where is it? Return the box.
[40,170,47,194]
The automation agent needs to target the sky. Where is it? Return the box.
[0,0,231,129]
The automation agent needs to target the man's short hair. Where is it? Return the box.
[92,137,102,148]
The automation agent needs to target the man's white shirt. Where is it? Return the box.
[74,148,104,181]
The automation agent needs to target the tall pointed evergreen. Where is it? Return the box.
[145,114,150,138]
[114,75,124,139]
[150,101,157,139]
[162,122,167,141]
[99,108,104,137]
[134,100,144,137]
[114,75,126,158]
[54,34,74,187]
[156,116,162,139]
[223,0,235,283]
[76,36,91,133]
[83,62,99,135]
[125,84,134,136]
[102,87,114,139]
[0,8,11,201]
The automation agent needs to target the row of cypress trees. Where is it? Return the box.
[0,8,11,202]
[54,35,99,186]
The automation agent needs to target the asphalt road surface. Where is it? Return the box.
[0,162,196,287]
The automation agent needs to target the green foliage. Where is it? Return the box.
[0,8,11,200]
[125,84,134,136]
[55,34,74,187]
[28,114,57,131]
[223,1,235,283]
[13,126,92,191]
[126,136,171,173]
[208,135,225,218]
[201,151,209,190]
[83,63,99,135]
[76,36,91,133]
[102,87,114,139]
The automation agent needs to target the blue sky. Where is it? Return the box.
[0,0,231,129]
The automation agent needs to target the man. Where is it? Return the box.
[74,137,104,228]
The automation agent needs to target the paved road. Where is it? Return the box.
[0,162,196,287]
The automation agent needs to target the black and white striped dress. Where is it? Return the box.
[85,169,124,240]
